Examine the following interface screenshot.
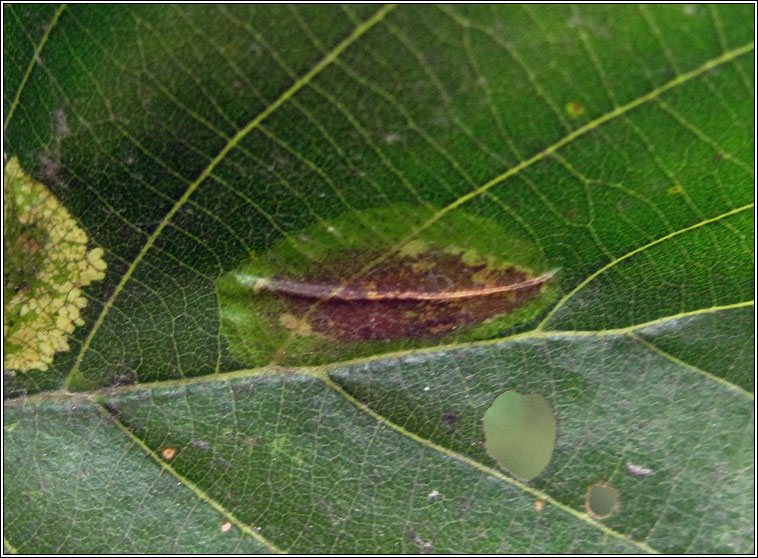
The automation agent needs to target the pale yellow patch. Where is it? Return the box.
[399,239,428,258]
[252,277,270,294]
[4,156,107,373]
[566,101,585,117]
[279,313,314,336]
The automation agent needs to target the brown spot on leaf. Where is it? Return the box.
[255,248,555,342]
[161,447,177,460]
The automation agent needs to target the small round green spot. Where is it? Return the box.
[586,482,620,519]
[482,391,557,481]
[566,101,585,117]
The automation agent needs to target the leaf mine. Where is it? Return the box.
[255,248,557,342]
[218,204,558,366]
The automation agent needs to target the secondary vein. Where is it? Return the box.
[63,5,396,388]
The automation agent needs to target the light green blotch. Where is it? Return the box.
[482,391,557,481]
[217,204,558,367]
[586,483,620,519]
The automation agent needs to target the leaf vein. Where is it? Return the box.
[4,4,66,131]
[536,204,754,329]
[63,5,396,388]
[91,399,284,553]
[318,372,658,554]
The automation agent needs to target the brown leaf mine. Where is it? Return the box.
[255,246,556,342]
[218,204,559,366]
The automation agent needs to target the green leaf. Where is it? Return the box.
[3,4,753,554]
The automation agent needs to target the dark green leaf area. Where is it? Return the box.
[104,375,640,554]
[636,305,755,392]
[3,401,269,554]
[3,3,754,554]
[330,334,753,553]
[545,212,753,331]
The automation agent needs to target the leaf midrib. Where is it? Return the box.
[9,305,751,551]
[10,301,752,406]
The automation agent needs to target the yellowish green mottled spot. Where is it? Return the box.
[3,156,107,373]
[217,204,558,367]
[565,100,585,117]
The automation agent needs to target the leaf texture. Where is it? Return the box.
[3,4,754,554]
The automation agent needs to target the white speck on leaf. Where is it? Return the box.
[627,462,653,477]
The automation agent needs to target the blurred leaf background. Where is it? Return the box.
[3,4,754,554]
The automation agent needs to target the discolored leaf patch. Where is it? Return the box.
[3,156,107,375]
[218,205,559,366]
[255,247,556,342]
